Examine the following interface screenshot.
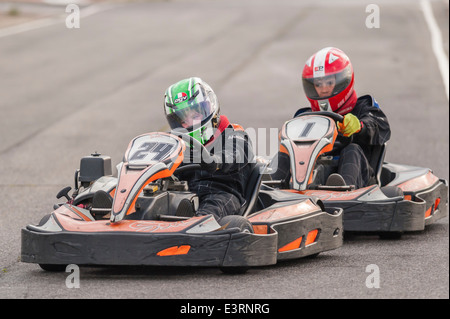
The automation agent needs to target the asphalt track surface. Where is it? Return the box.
[0,0,448,300]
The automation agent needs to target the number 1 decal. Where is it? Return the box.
[299,122,315,137]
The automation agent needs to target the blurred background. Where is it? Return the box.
[0,0,448,299]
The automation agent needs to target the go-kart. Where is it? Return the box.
[21,131,343,273]
[264,111,448,238]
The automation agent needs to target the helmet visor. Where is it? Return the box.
[303,64,352,100]
[165,91,213,130]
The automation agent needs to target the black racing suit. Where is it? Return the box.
[176,116,255,220]
[272,95,391,188]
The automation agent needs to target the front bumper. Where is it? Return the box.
[21,226,278,268]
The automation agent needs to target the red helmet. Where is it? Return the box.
[302,47,357,115]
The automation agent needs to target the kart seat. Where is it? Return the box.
[241,163,266,217]
[90,190,113,219]
[370,143,387,185]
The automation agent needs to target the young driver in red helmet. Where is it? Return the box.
[272,47,391,188]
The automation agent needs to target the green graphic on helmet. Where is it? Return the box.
[173,92,188,104]
[164,77,220,145]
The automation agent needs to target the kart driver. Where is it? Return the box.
[164,77,255,220]
[272,47,391,188]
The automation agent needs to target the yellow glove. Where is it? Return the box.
[337,113,361,137]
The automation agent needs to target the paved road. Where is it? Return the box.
[0,0,448,300]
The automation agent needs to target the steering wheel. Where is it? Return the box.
[298,111,352,155]
[301,110,343,122]
[170,130,217,173]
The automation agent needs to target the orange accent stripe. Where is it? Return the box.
[307,169,315,184]
[305,229,319,246]
[248,199,320,223]
[398,171,439,192]
[157,245,191,256]
[54,213,204,233]
[55,205,86,221]
[293,186,375,201]
[231,123,244,131]
[278,236,303,252]
[71,206,93,222]
[435,197,441,209]
[279,144,289,155]
[425,197,441,219]
[252,224,268,234]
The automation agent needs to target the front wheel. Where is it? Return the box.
[379,232,403,240]
[218,215,253,274]
[220,266,249,275]
[39,264,67,272]
[218,215,254,233]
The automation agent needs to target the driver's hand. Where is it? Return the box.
[337,113,361,137]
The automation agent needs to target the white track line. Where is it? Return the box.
[420,0,449,101]
[0,4,113,39]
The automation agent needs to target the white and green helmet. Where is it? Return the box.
[164,77,220,145]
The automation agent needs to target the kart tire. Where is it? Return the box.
[219,215,254,233]
[218,216,253,274]
[380,186,403,198]
[37,214,52,226]
[220,266,249,275]
[379,232,403,240]
[305,252,320,259]
[39,264,67,272]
